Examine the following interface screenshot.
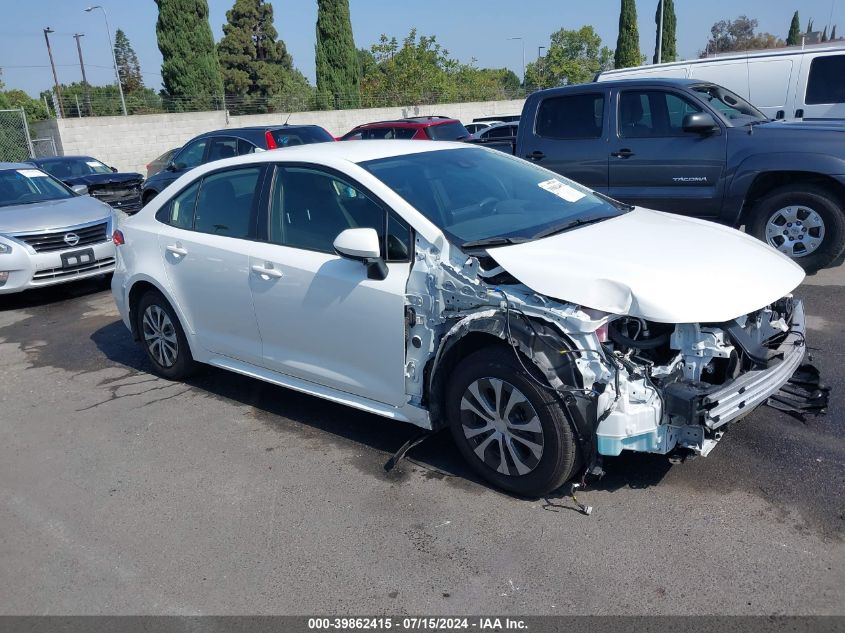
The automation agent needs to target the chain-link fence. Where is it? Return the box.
[0,108,34,162]
[31,137,58,158]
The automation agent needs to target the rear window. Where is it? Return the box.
[805,55,845,105]
[268,127,334,147]
[425,122,470,140]
[536,93,604,139]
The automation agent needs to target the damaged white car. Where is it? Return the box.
[111,141,826,496]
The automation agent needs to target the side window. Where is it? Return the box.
[237,138,256,155]
[536,93,604,139]
[806,55,845,105]
[193,167,262,238]
[156,181,200,229]
[174,138,207,169]
[207,137,238,162]
[394,127,417,139]
[619,91,701,137]
[269,167,386,254]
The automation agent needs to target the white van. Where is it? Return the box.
[595,42,845,121]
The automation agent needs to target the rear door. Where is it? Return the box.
[607,87,727,217]
[155,165,266,364]
[799,53,845,120]
[519,91,609,192]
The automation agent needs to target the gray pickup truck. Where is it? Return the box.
[485,78,845,271]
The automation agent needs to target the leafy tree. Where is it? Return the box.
[40,83,163,117]
[315,0,359,109]
[114,29,144,93]
[703,16,783,55]
[653,0,677,63]
[218,0,311,113]
[615,0,641,68]
[525,26,613,89]
[787,11,801,45]
[155,0,224,110]
[0,88,49,122]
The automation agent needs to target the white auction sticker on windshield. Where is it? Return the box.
[16,169,47,178]
[538,179,585,203]
[86,161,102,168]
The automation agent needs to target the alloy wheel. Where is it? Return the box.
[142,304,178,368]
[459,377,544,476]
[765,205,826,258]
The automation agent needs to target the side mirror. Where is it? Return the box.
[683,112,718,135]
[166,161,179,172]
[333,228,387,280]
[110,166,118,173]
[71,184,88,195]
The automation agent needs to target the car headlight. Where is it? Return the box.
[0,242,11,255]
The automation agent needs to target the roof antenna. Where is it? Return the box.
[283,112,292,126]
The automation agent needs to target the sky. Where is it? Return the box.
[1,0,843,98]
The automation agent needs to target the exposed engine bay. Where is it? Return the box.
[400,232,827,471]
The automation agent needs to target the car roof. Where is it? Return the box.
[30,155,96,163]
[202,124,325,135]
[543,77,709,95]
[352,116,459,129]
[0,162,39,171]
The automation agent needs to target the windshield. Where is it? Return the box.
[425,122,470,140]
[38,158,112,177]
[360,147,626,246]
[0,168,73,207]
[691,84,767,124]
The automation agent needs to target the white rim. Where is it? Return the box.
[142,304,178,368]
[764,205,825,258]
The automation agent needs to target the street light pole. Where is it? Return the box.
[85,5,127,116]
[508,37,525,95]
[42,27,64,118]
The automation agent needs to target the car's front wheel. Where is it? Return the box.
[445,346,578,496]
[748,185,845,272]
[135,290,195,380]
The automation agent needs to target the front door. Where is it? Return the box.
[156,165,265,364]
[248,165,412,406]
[608,88,728,218]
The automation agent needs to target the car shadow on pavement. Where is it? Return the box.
[0,277,111,311]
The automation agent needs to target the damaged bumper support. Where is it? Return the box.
[596,300,813,457]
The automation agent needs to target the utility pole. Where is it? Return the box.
[85,5,127,116]
[43,27,64,118]
[73,33,88,84]
[657,0,664,64]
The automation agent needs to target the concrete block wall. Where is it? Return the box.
[31,99,525,175]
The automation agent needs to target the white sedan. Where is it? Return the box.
[112,141,814,496]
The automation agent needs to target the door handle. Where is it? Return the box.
[525,150,545,161]
[166,244,188,257]
[251,263,283,279]
[611,149,635,158]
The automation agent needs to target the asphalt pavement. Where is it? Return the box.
[0,261,843,615]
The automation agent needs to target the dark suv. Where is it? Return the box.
[339,116,470,141]
[142,124,334,205]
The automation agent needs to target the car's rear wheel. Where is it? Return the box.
[135,290,195,380]
[445,346,578,497]
[748,185,845,272]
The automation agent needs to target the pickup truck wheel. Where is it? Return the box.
[446,347,578,497]
[749,185,845,272]
[135,290,196,380]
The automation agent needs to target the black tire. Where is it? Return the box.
[135,290,196,380]
[142,190,158,206]
[748,185,845,272]
[445,346,578,497]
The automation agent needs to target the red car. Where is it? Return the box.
[339,116,470,141]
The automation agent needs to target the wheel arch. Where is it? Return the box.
[126,276,194,352]
[739,171,845,226]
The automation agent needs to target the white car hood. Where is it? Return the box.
[488,208,805,323]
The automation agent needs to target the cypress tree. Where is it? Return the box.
[615,0,642,69]
[218,0,311,112]
[315,0,359,109]
[832,25,837,40]
[786,11,801,45]
[822,26,828,41]
[653,0,677,64]
[155,0,224,110]
[114,29,144,93]
[806,18,814,34]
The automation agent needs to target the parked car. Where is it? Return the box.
[596,41,845,121]
[146,147,179,179]
[471,121,519,140]
[111,141,818,496]
[141,124,335,205]
[464,121,498,135]
[0,163,116,294]
[473,114,521,123]
[339,116,470,141]
[29,155,144,214]
[493,78,845,271]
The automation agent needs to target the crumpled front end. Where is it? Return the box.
[595,296,826,457]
